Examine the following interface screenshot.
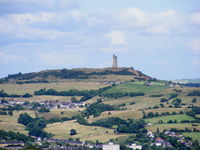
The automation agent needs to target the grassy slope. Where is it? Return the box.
[0,81,108,95]
[182,132,200,141]
[147,123,200,132]
[145,114,194,124]
[9,96,82,102]
[103,82,167,95]
[39,108,83,120]
[0,110,35,134]
[45,120,129,142]
[88,110,143,123]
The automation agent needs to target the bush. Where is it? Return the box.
[160,98,168,103]
[192,98,197,103]
[70,129,77,135]
[22,93,32,98]
[18,113,33,126]
[38,107,50,113]
[169,93,178,99]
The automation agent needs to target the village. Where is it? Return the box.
[0,99,85,110]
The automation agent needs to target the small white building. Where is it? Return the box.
[103,142,120,150]
[127,143,142,150]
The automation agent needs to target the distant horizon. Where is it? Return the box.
[0,0,199,80]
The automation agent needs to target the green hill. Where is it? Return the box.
[0,67,152,84]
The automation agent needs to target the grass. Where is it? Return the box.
[39,108,83,120]
[45,120,129,142]
[147,123,200,132]
[0,110,35,134]
[103,82,168,95]
[87,110,143,123]
[182,132,200,141]
[145,114,194,124]
[144,108,191,114]
[8,96,82,102]
[0,81,108,95]
[103,96,161,111]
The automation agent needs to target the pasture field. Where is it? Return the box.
[45,120,129,142]
[182,132,200,141]
[39,108,83,119]
[146,123,200,132]
[0,110,35,134]
[0,81,108,95]
[90,75,135,81]
[103,96,161,111]
[103,82,168,95]
[145,114,194,124]
[87,110,143,123]
[6,96,82,102]
[144,108,191,114]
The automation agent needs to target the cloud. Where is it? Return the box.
[116,7,150,27]
[189,12,200,25]
[37,51,87,66]
[188,38,200,53]
[0,52,27,64]
[88,8,185,35]
[0,11,78,40]
[106,30,127,45]
[7,12,57,25]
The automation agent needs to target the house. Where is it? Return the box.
[152,137,172,147]
[127,143,142,150]
[103,142,120,150]
[147,131,155,139]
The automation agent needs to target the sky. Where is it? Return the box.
[0,0,200,80]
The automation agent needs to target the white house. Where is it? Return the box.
[103,142,120,150]
[127,143,142,150]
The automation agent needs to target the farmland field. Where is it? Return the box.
[87,110,143,123]
[145,114,194,124]
[0,110,35,134]
[147,123,200,132]
[45,120,129,142]
[182,132,200,141]
[103,82,168,95]
[8,96,82,102]
[0,81,108,95]
[39,108,83,119]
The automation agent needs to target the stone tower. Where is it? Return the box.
[112,54,118,68]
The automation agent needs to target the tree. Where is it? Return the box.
[70,129,77,135]
[169,93,178,99]
[8,110,13,116]
[18,113,33,126]
[192,98,197,103]
[38,107,50,113]
[22,93,32,98]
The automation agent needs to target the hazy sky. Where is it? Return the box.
[0,0,200,80]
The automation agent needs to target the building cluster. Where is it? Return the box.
[0,99,85,109]
[0,99,24,106]
[102,142,142,150]
[102,80,127,85]
[147,130,192,148]
[39,100,85,109]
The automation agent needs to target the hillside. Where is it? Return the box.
[0,67,152,84]
[0,67,200,149]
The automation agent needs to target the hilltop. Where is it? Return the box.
[0,67,152,84]
[0,66,200,149]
